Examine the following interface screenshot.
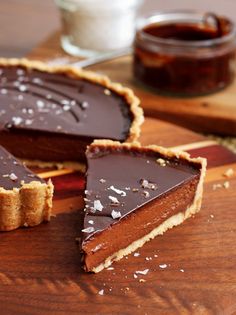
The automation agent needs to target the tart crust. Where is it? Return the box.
[0,180,54,231]
[85,140,207,272]
[0,58,144,144]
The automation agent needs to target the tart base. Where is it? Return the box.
[0,180,54,232]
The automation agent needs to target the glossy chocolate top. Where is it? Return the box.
[82,146,201,242]
[0,145,43,190]
[0,66,132,141]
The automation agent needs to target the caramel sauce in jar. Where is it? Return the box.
[133,11,236,96]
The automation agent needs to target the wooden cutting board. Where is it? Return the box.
[27,31,236,136]
[1,117,236,315]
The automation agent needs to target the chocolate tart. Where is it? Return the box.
[81,140,207,272]
[0,145,53,231]
[0,59,143,169]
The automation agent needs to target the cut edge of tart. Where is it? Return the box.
[82,140,207,273]
[0,58,144,145]
[0,180,53,231]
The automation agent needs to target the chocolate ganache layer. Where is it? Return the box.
[81,141,206,272]
[0,145,43,190]
[0,59,142,163]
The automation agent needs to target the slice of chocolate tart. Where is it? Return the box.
[0,59,143,169]
[0,145,53,231]
[81,140,207,272]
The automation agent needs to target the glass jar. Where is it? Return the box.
[133,11,236,96]
[55,0,143,57]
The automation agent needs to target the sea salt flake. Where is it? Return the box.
[109,185,126,196]
[180,269,185,273]
[94,200,103,211]
[82,226,95,233]
[63,105,71,111]
[0,88,7,94]
[143,191,150,198]
[107,267,114,270]
[61,99,70,105]
[17,69,25,76]
[28,109,34,115]
[92,244,102,252]
[32,77,42,84]
[140,179,158,190]
[210,214,214,218]
[88,220,94,225]
[99,178,106,183]
[133,274,138,279]
[111,210,121,219]
[12,116,23,126]
[135,269,149,275]
[109,196,119,204]
[104,89,111,95]
[9,173,18,181]
[98,289,104,296]
[19,85,27,92]
[36,100,44,108]
[139,279,146,283]
[223,168,234,178]
[159,264,167,269]
[81,101,89,109]
[223,181,230,189]
[134,252,140,257]
[156,158,167,166]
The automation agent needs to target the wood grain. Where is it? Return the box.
[27,32,236,137]
[0,117,236,315]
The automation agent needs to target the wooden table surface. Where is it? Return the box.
[1,117,236,315]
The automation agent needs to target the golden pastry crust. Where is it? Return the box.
[0,58,144,143]
[89,139,207,171]
[0,180,54,231]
